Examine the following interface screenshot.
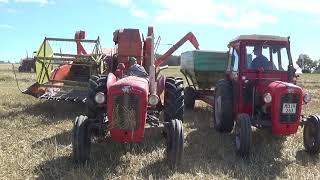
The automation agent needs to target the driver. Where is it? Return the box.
[127,57,148,78]
[250,45,273,70]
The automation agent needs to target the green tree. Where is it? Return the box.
[297,54,318,73]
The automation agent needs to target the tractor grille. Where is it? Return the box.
[112,94,140,130]
[279,94,300,123]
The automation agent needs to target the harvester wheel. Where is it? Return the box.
[72,115,93,163]
[165,119,184,168]
[184,87,196,110]
[87,75,107,119]
[303,115,320,154]
[164,77,184,122]
[235,113,252,157]
[213,79,234,133]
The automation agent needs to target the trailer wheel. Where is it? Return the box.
[235,113,252,157]
[164,77,184,122]
[165,119,184,168]
[184,87,196,110]
[87,75,107,119]
[72,115,93,163]
[303,115,320,154]
[213,79,234,132]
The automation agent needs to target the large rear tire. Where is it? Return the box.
[235,113,252,157]
[303,115,320,154]
[165,119,184,168]
[87,75,107,119]
[184,87,196,110]
[213,79,234,133]
[72,115,93,163]
[164,77,184,122]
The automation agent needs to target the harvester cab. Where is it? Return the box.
[22,31,106,103]
[72,26,199,168]
[212,35,320,157]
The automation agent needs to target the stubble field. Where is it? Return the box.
[0,64,320,179]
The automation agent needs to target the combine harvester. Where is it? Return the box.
[23,31,106,103]
[181,35,320,157]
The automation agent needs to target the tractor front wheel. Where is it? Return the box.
[165,119,184,169]
[184,87,196,110]
[303,115,320,154]
[235,113,252,157]
[72,115,93,163]
[164,77,184,122]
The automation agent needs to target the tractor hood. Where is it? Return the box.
[108,76,149,94]
[256,80,303,96]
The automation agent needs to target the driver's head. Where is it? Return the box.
[129,57,137,66]
[253,45,263,56]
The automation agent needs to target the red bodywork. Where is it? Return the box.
[107,76,148,142]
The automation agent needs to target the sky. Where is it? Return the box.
[1,0,320,62]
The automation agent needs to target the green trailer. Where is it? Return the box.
[180,50,228,109]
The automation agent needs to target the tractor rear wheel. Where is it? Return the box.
[213,79,234,133]
[235,113,252,157]
[184,87,196,110]
[87,75,107,119]
[164,77,184,122]
[165,119,184,168]
[72,115,93,163]
[303,115,320,154]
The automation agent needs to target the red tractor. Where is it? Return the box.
[213,35,320,156]
[72,27,199,167]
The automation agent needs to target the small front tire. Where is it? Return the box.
[303,115,320,154]
[235,113,252,157]
[72,115,93,163]
[165,119,184,169]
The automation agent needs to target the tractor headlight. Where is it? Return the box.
[94,92,105,104]
[148,94,159,106]
[303,93,311,103]
[263,93,272,103]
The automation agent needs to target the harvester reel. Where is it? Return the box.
[235,113,252,157]
[213,80,234,133]
[165,119,184,168]
[72,115,93,163]
[164,77,184,122]
[303,115,320,154]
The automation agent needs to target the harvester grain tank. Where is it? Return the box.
[181,35,320,157]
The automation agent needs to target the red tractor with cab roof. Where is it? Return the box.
[215,35,320,156]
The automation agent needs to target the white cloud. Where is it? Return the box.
[107,0,148,18]
[130,6,148,18]
[0,0,8,3]
[263,0,320,15]
[155,0,277,29]
[0,24,14,30]
[108,0,132,7]
[14,0,54,5]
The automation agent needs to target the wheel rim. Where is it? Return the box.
[214,95,222,125]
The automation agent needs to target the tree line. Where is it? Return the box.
[296,54,320,73]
